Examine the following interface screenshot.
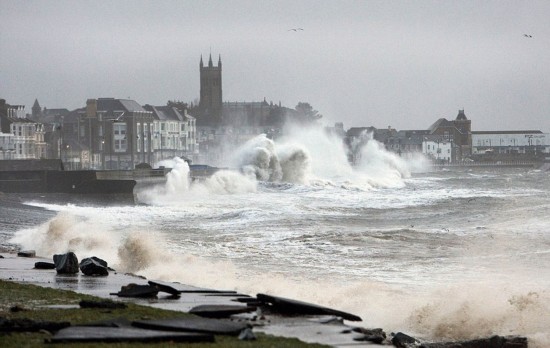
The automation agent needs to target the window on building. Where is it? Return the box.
[113,123,127,152]
[144,125,149,153]
[137,123,142,153]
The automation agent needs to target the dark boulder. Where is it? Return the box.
[0,317,70,333]
[34,261,56,269]
[392,332,420,347]
[188,305,256,318]
[79,257,109,276]
[53,252,79,274]
[17,250,36,258]
[79,300,127,309]
[111,283,159,298]
[148,280,180,296]
[352,327,386,344]
[256,293,362,321]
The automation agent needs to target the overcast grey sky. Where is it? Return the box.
[1,0,549,131]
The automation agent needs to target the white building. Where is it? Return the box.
[422,136,452,163]
[143,105,198,165]
[0,132,15,160]
[472,131,549,155]
[0,103,47,160]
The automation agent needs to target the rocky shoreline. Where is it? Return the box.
[1,251,529,347]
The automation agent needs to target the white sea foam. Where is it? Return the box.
[225,125,425,190]
[10,198,550,346]
[7,132,550,346]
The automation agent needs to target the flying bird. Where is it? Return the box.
[288,28,304,32]
[523,34,533,38]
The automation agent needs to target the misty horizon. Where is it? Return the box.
[1,0,549,132]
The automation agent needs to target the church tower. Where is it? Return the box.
[32,99,42,119]
[199,54,223,124]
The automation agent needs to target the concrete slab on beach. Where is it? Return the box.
[0,252,379,347]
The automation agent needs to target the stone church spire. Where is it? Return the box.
[32,99,41,118]
[199,53,223,126]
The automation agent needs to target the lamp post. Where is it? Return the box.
[101,139,105,169]
[155,131,163,164]
[65,144,70,170]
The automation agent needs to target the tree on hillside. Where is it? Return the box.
[294,102,322,124]
[167,100,188,113]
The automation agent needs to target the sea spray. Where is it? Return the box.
[136,157,257,205]
[201,170,257,194]
[9,212,117,261]
[8,197,550,347]
[117,232,170,273]
[279,125,351,182]
[86,226,550,347]
[228,125,421,188]
[136,157,191,204]
[7,145,549,346]
[164,157,191,194]
[354,139,409,188]
[277,143,311,184]
[141,127,426,198]
[232,134,282,181]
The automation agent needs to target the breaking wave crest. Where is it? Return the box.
[234,134,311,184]
[137,125,431,205]
[231,125,427,189]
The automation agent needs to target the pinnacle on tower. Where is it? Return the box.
[200,55,203,68]
[456,109,467,121]
[32,99,42,118]
[218,54,222,67]
[208,54,213,67]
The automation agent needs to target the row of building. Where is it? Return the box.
[341,109,550,164]
[2,54,549,169]
[0,98,198,170]
[3,95,547,169]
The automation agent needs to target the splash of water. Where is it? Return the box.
[9,210,550,346]
[164,157,191,194]
[136,157,257,205]
[9,212,118,261]
[229,125,427,189]
[232,134,283,181]
[138,126,431,205]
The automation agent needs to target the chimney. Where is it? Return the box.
[86,99,97,118]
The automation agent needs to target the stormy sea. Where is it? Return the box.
[1,127,549,346]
